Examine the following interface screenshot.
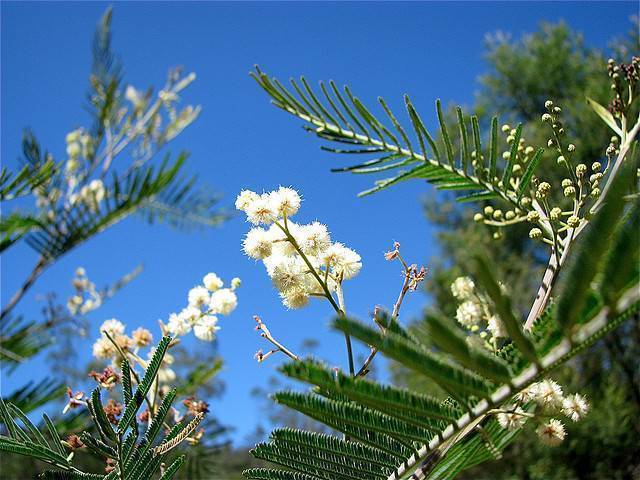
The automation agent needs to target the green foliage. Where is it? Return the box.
[0,337,201,479]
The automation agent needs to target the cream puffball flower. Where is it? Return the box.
[487,315,507,338]
[188,286,210,308]
[132,327,153,347]
[167,313,191,336]
[533,380,564,409]
[209,288,238,315]
[246,194,278,225]
[194,315,220,341]
[300,222,331,256]
[100,319,125,336]
[451,276,475,300]
[270,186,301,217]
[561,394,589,422]
[456,301,482,327]
[235,189,260,212]
[92,337,116,359]
[496,406,527,431]
[321,243,362,279]
[243,227,274,259]
[536,419,565,446]
[280,287,310,309]
[203,273,224,292]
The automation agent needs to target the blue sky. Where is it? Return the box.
[1,1,636,446]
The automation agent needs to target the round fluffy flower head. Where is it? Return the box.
[167,313,191,336]
[231,277,241,290]
[132,327,153,347]
[180,306,202,325]
[456,301,482,328]
[188,286,210,309]
[235,190,259,212]
[561,393,589,422]
[300,222,331,256]
[243,227,273,260]
[270,186,301,218]
[269,256,308,292]
[93,337,116,359]
[209,288,238,315]
[497,406,527,431]
[100,319,125,337]
[533,380,564,409]
[193,315,220,341]
[451,277,475,300]
[487,315,507,338]
[280,287,310,309]
[321,243,362,279]
[536,419,565,446]
[203,273,224,292]
[246,194,278,225]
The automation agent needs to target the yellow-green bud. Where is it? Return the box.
[610,136,619,145]
[553,106,562,113]
[506,135,515,144]
[484,206,494,216]
[591,188,601,198]
[521,196,532,207]
[541,113,552,123]
[606,144,616,156]
[493,209,503,220]
[545,100,554,109]
[592,161,602,171]
[479,330,488,338]
[536,182,551,198]
[525,146,535,155]
[550,207,562,221]
[502,151,511,160]
[561,178,573,188]
[493,231,502,240]
[567,144,576,152]
[473,213,484,223]
[563,186,576,197]
[567,215,580,228]
[526,211,540,222]
[576,164,587,177]
[547,139,555,148]
[505,210,516,220]
[501,124,511,133]
[529,228,543,239]
[470,325,480,333]
[589,173,603,183]
[513,164,522,174]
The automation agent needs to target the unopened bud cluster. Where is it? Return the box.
[67,267,103,315]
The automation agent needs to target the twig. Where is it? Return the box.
[1,256,48,321]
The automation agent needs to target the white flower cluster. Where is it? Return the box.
[237,187,362,309]
[450,276,507,348]
[67,267,102,315]
[92,318,153,361]
[164,273,240,341]
[497,379,589,447]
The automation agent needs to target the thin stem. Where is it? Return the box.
[0,256,48,321]
[336,282,355,376]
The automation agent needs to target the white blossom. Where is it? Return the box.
[167,312,191,336]
[321,243,362,279]
[561,393,589,422]
[451,276,475,299]
[188,286,210,308]
[269,186,301,217]
[132,328,153,347]
[533,380,564,409]
[100,319,125,337]
[269,256,308,292]
[487,315,507,338]
[209,288,238,315]
[243,227,273,259]
[203,272,224,292]
[497,405,527,431]
[235,189,259,212]
[280,287,310,309]
[92,337,115,359]
[536,419,565,446]
[180,306,202,325]
[456,301,482,327]
[193,315,220,341]
[231,277,241,290]
[246,194,278,225]
[299,222,331,256]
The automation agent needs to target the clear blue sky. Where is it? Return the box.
[1,1,635,446]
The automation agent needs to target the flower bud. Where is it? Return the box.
[520,196,531,207]
[492,209,503,220]
[473,213,484,223]
[505,210,516,220]
[567,216,580,228]
[536,182,551,198]
[567,144,576,152]
[545,100,554,109]
[526,211,540,222]
[506,135,515,144]
[576,164,587,177]
[525,146,535,155]
[550,207,562,221]
[591,188,601,198]
[547,139,556,148]
[591,162,601,172]
[542,113,552,123]
[557,155,566,165]
[493,231,502,240]
[501,124,511,133]
[484,206,494,216]
[563,186,576,197]
[561,179,573,188]
[529,228,543,239]
[502,151,511,160]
